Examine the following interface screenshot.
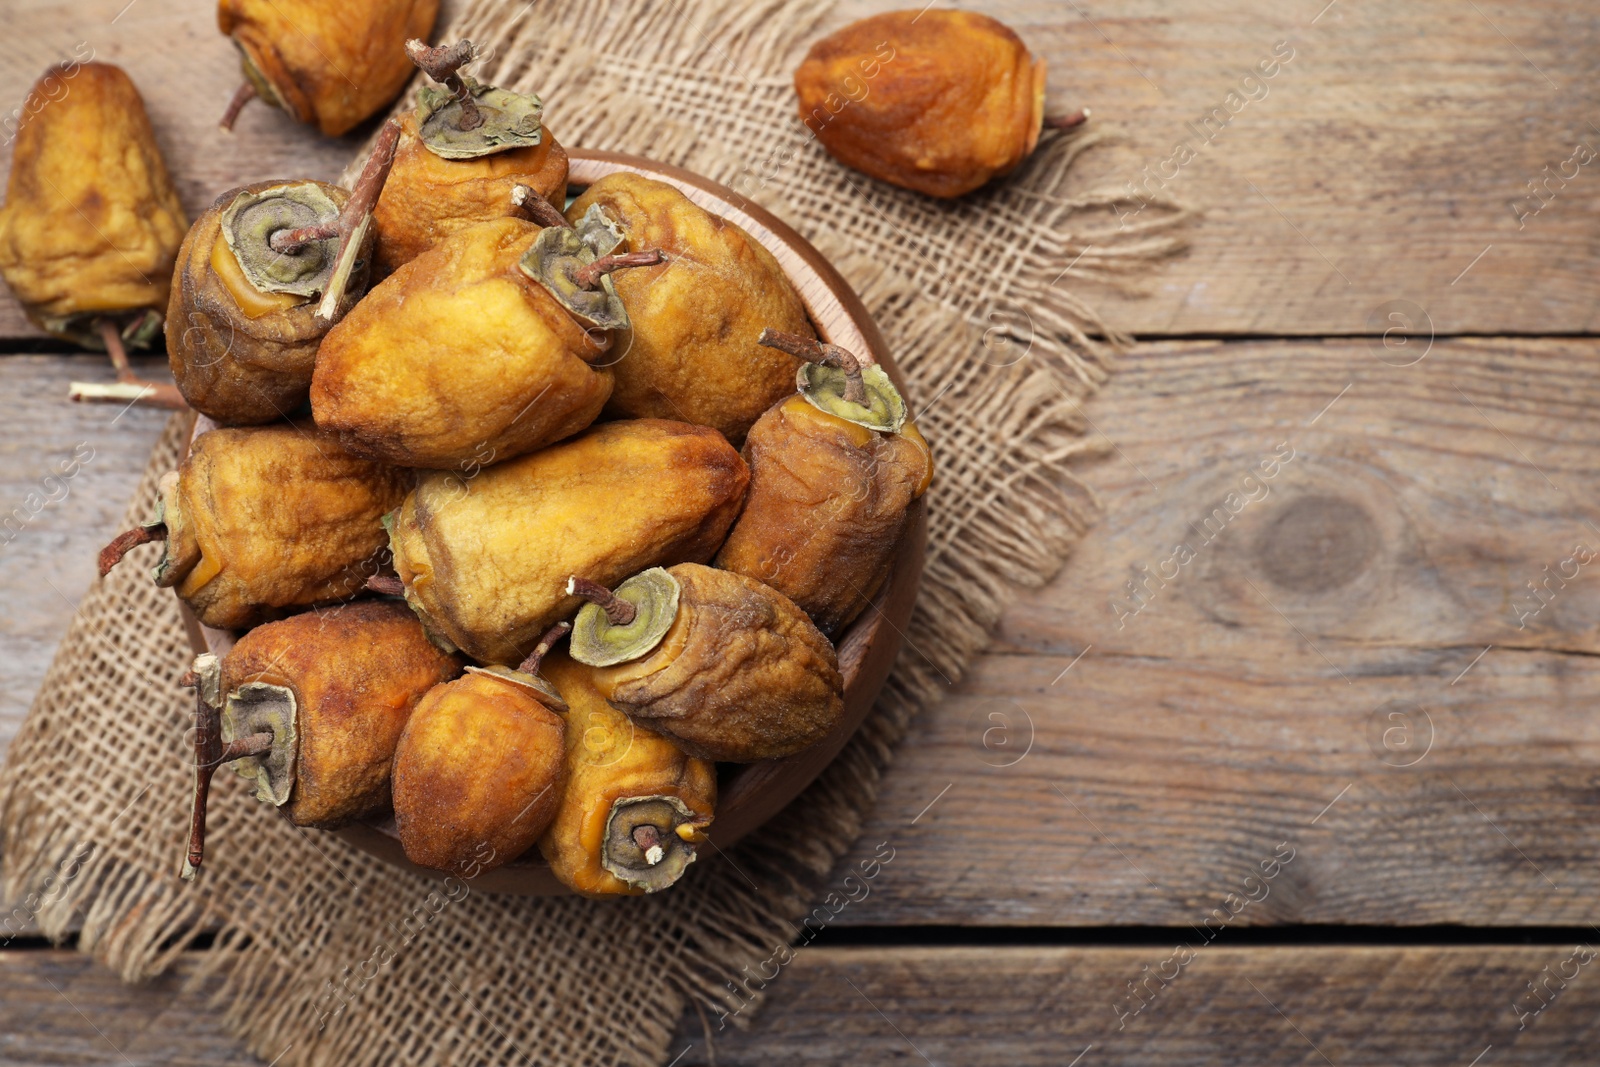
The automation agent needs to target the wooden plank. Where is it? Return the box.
[0,355,173,754]
[2,0,1596,339]
[0,950,263,1065]
[671,945,1600,1066]
[8,944,1600,1065]
[833,0,1600,337]
[820,336,1600,927]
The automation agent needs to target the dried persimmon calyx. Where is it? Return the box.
[798,361,907,433]
[417,76,544,159]
[602,795,709,892]
[517,204,659,332]
[220,183,343,298]
[222,681,298,807]
[568,568,681,667]
[39,308,164,353]
[466,665,569,713]
[759,328,909,433]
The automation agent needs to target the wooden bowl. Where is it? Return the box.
[180,149,927,895]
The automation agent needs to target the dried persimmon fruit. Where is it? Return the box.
[715,331,932,636]
[217,0,438,136]
[568,564,844,763]
[98,422,410,630]
[794,10,1087,198]
[370,40,570,275]
[391,624,570,876]
[538,649,715,896]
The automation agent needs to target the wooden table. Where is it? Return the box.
[4,1,1599,1063]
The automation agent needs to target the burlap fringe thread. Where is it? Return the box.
[0,1,1188,1064]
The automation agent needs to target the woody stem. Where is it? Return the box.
[98,523,167,578]
[406,39,482,131]
[1043,108,1090,129]
[571,250,664,289]
[566,577,637,626]
[219,82,257,132]
[365,574,405,597]
[757,328,869,407]
[517,621,573,675]
[270,119,401,256]
[81,319,187,411]
[511,184,572,229]
[181,670,272,882]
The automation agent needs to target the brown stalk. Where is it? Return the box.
[67,318,187,411]
[511,184,572,230]
[517,621,573,675]
[181,670,273,881]
[1043,108,1091,130]
[758,327,869,407]
[571,249,664,289]
[270,119,402,257]
[365,574,406,597]
[406,39,482,131]
[566,577,637,626]
[99,522,167,577]
[219,82,257,132]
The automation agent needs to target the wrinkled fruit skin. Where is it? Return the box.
[371,110,570,276]
[391,671,566,875]
[591,564,843,762]
[168,181,370,425]
[222,600,461,828]
[538,652,715,897]
[390,419,749,665]
[567,172,814,444]
[312,217,611,469]
[218,0,438,137]
[715,396,932,636]
[159,423,410,629]
[0,62,186,343]
[794,10,1047,198]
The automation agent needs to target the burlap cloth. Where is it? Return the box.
[0,1,1187,1063]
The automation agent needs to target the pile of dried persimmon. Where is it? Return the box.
[0,7,1086,896]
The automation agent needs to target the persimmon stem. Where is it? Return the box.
[566,576,637,626]
[219,82,257,132]
[72,319,187,411]
[517,621,572,675]
[758,328,869,407]
[571,249,664,289]
[99,523,167,578]
[181,666,272,882]
[1043,108,1090,130]
[406,39,482,131]
[511,184,572,229]
[365,574,405,597]
[270,119,400,259]
[632,823,664,865]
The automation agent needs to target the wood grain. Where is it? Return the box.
[0,355,173,754]
[0,950,263,1065]
[668,944,1600,1066]
[819,336,1600,927]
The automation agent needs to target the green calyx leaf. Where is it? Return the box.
[798,362,908,434]
[417,78,544,160]
[569,567,680,668]
[517,205,632,331]
[465,665,569,713]
[601,795,703,892]
[220,183,342,298]
[222,682,298,807]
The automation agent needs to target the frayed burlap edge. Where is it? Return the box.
[0,0,1189,1063]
